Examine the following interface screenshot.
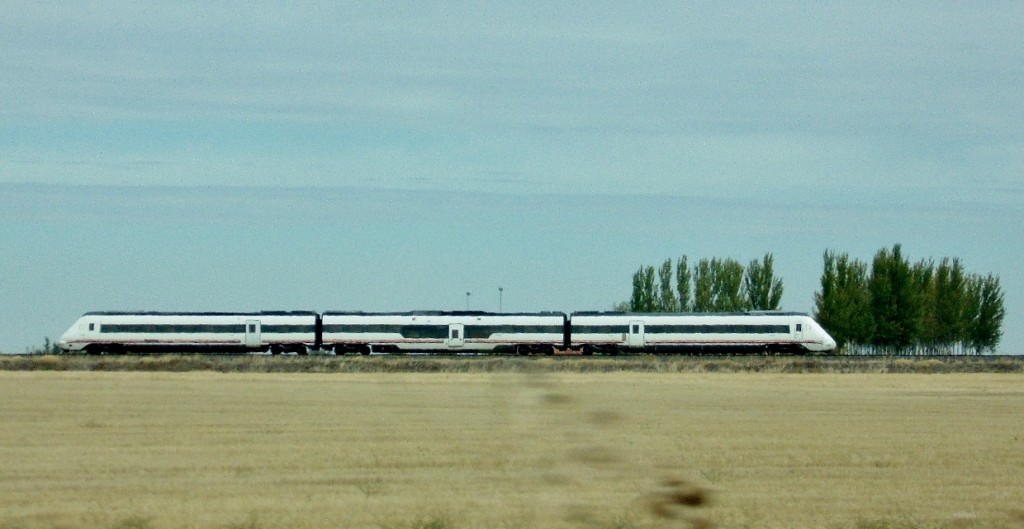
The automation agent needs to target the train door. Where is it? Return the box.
[245,320,261,349]
[447,324,465,348]
[794,323,804,342]
[627,320,645,348]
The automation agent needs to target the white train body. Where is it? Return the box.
[569,312,837,353]
[57,312,317,354]
[321,311,566,355]
[57,310,837,355]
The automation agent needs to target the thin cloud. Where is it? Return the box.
[2,2,1022,201]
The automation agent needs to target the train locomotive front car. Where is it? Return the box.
[57,311,318,354]
[569,311,836,354]
[321,311,568,355]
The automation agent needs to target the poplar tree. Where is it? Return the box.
[968,273,1005,354]
[912,259,936,353]
[712,258,747,311]
[630,266,657,313]
[814,250,873,352]
[692,259,715,312]
[869,244,922,353]
[745,253,784,310]
[676,255,692,312]
[931,258,968,353]
[657,259,679,312]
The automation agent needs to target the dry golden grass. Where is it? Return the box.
[1,372,1022,529]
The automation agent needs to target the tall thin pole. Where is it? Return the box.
[499,287,503,313]
[465,292,471,310]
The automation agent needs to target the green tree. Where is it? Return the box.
[912,259,936,353]
[929,258,964,353]
[692,259,715,312]
[967,273,1005,354]
[712,258,747,311]
[816,246,1004,355]
[676,255,692,312]
[814,250,873,352]
[869,244,924,353]
[961,276,982,354]
[630,265,657,312]
[657,259,679,312]
[745,253,784,310]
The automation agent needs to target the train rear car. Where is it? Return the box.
[57,311,318,354]
[321,311,567,355]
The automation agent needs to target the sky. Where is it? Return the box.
[1,2,1021,353]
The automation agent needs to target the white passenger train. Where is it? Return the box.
[58,310,836,355]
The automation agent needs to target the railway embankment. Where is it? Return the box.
[1,354,1022,373]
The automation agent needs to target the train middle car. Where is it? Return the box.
[569,311,837,354]
[321,311,568,355]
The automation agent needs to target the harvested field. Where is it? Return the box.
[1,372,1022,529]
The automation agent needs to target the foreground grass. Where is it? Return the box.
[2,353,1023,374]
[1,372,1022,529]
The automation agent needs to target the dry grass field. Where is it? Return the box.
[1,371,1022,529]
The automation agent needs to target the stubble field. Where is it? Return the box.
[1,371,1022,529]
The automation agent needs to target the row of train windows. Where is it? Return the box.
[574,324,793,334]
[467,325,563,337]
[322,325,447,339]
[651,324,792,334]
[99,324,316,334]
[96,323,794,335]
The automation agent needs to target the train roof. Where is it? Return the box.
[83,311,318,317]
[570,311,811,317]
[322,310,566,317]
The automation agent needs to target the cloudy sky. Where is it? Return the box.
[2,2,1021,353]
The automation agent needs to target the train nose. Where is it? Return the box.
[57,328,74,351]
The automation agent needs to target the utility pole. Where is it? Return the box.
[498,286,503,313]
[465,292,471,311]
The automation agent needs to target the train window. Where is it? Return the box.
[451,328,460,340]
[248,324,256,333]
[89,323,94,331]
[796,324,803,332]
[631,324,639,334]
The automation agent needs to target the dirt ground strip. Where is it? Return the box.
[2,353,1023,374]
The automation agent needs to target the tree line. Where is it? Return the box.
[623,245,1005,355]
[624,253,784,313]
[814,244,1005,355]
